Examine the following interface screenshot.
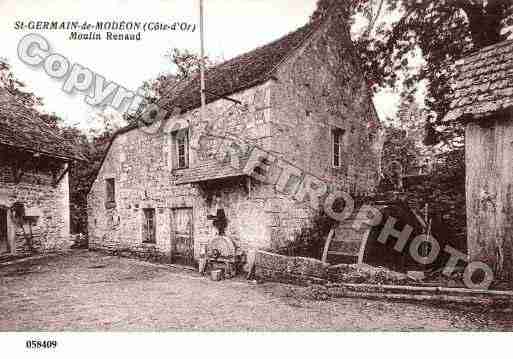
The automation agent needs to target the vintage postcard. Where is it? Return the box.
[1,0,512,356]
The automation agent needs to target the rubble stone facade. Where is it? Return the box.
[0,154,71,257]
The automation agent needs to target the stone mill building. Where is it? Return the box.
[87,3,383,268]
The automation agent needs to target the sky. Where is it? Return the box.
[0,0,403,131]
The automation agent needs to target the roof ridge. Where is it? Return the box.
[264,17,331,81]
[262,0,353,85]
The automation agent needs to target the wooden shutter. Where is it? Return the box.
[106,178,115,204]
[143,208,156,243]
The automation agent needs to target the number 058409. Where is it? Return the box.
[26,340,57,349]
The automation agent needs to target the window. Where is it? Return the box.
[173,129,189,169]
[105,178,115,207]
[332,128,345,168]
[142,208,156,244]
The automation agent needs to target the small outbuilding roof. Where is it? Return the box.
[444,40,513,123]
[0,88,85,161]
[174,159,247,185]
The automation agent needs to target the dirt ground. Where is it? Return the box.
[1,250,512,331]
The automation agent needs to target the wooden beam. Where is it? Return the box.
[202,89,242,105]
[10,156,26,184]
[52,163,69,187]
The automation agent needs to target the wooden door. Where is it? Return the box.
[0,208,9,254]
[170,208,194,266]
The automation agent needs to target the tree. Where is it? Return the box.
[164,48,213,81]
[125,48,213,125]
[0,59,42,107]
[312,0,513,146]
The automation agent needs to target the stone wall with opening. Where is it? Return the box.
[0,153,71,257]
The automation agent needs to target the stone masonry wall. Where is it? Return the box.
[265,10,381,249]
[270,13,381,193]
[0,154,71,256]
[87,84,277,262]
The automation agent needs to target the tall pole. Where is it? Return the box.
[199,0,206,121]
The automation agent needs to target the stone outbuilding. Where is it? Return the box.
[0,88,83,258]
[87,4,383,267]
[444,39,513,281]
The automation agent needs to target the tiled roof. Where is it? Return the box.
[444,40,513,123]
[174,160,246,185]
[0,88,84,161]
[159,21,320,113]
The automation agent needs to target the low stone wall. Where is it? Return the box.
[254,250,328,285]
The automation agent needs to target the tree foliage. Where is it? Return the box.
[125,48,212,126]
[312,0,513,144]
[66,126,114,234]
[164,48,213,81]
[0,59,42,107]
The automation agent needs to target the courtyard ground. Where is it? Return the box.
[1,250,512,331]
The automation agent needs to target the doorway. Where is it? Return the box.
[170,207,194,267]
[0,207,9,254]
